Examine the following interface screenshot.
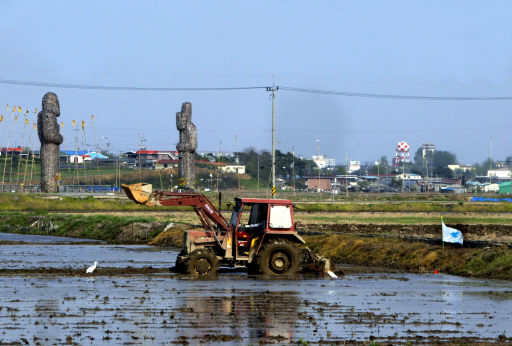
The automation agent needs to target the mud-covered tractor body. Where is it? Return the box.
[122,183,330,277]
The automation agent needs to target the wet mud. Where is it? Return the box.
[1,238,512,344]
[1,273,511,345]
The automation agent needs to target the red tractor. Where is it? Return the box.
[123,183,331,277]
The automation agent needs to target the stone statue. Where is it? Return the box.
[176,102,197,189]
[38,92,63,193]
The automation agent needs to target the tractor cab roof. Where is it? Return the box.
[235,197,293,205]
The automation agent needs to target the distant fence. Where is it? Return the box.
[0,184,40,193]
[60,185,121,194]
[0,184,121,194]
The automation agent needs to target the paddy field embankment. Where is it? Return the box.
[1,193,512,280]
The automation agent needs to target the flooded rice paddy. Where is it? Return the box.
[1,233,511,344]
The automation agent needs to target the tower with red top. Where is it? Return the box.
[392,141,410,167]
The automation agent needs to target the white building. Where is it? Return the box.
[396,173,422,180]
[348,161,360,173]
[487,168,511,179]
[312,155,336,169]
[483,183,500,193]
[422,143,435,158]
[448,164,474,172]
[220,165,246,174]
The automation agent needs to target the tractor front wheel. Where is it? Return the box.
[185,249,219,278]
[174,250,187,273]
[257,238,300,276]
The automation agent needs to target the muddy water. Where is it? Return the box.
[1,238,511,344]
[0,232,102,244]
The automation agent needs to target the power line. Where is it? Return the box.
[280,86,512,101]
[2,78,512,100]
[0,79,267,91]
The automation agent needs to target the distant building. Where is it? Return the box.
[312,155,336,169]
[488,168,511,179]
[154,159,179,169]
[220,165,246,174]
[126,150,178,168]
[0,147,23,156]
[306,176,333,191]
[448,164,474,172]
[422,143,435,158]
[484,183,500,193]
[198,151,236,161]
[499,182,512,194]
[61,150,91,164]
[348,161,360,173]
[396,173,422,180]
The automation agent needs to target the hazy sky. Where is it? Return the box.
[1,1,511,164]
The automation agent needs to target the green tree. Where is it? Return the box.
[238,148,316,187]
[474,158,495,176]
[368,155,389,175]
[334,165,347,175]
[414,148,457,178]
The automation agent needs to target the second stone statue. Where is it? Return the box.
[176,102,197,189]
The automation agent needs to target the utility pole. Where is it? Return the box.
[316,139,320,193]
[267,85,278,198]
[425,154,429,193]
[74,125,80,185]
[257,154,260,193]
[236,135,240,192]
[292,146,296,197]
[490,136,493,184]
[137,134,146,183]
[401,159,405,193]
[216,140,222,192]
[377,160,380,194]
[345,152,348,197]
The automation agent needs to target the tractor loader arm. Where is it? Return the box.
[122,183,231,233]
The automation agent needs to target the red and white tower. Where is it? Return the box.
[392,141,410,167]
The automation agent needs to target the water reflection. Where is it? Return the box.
[178,289,299,343]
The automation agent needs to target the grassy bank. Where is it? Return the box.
[3,192,512,214]
[305,234,512,280]
[0,212,170,243]
[294,201,512,213]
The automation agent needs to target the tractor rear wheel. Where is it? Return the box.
[185,249,219,278]
[257,238,300,276]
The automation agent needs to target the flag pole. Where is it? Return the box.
[441,216,444,250]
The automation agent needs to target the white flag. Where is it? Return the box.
[442,219,463,244]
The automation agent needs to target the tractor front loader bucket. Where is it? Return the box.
[122,183,153,205]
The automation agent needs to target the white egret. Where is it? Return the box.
[86,261,98,274]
